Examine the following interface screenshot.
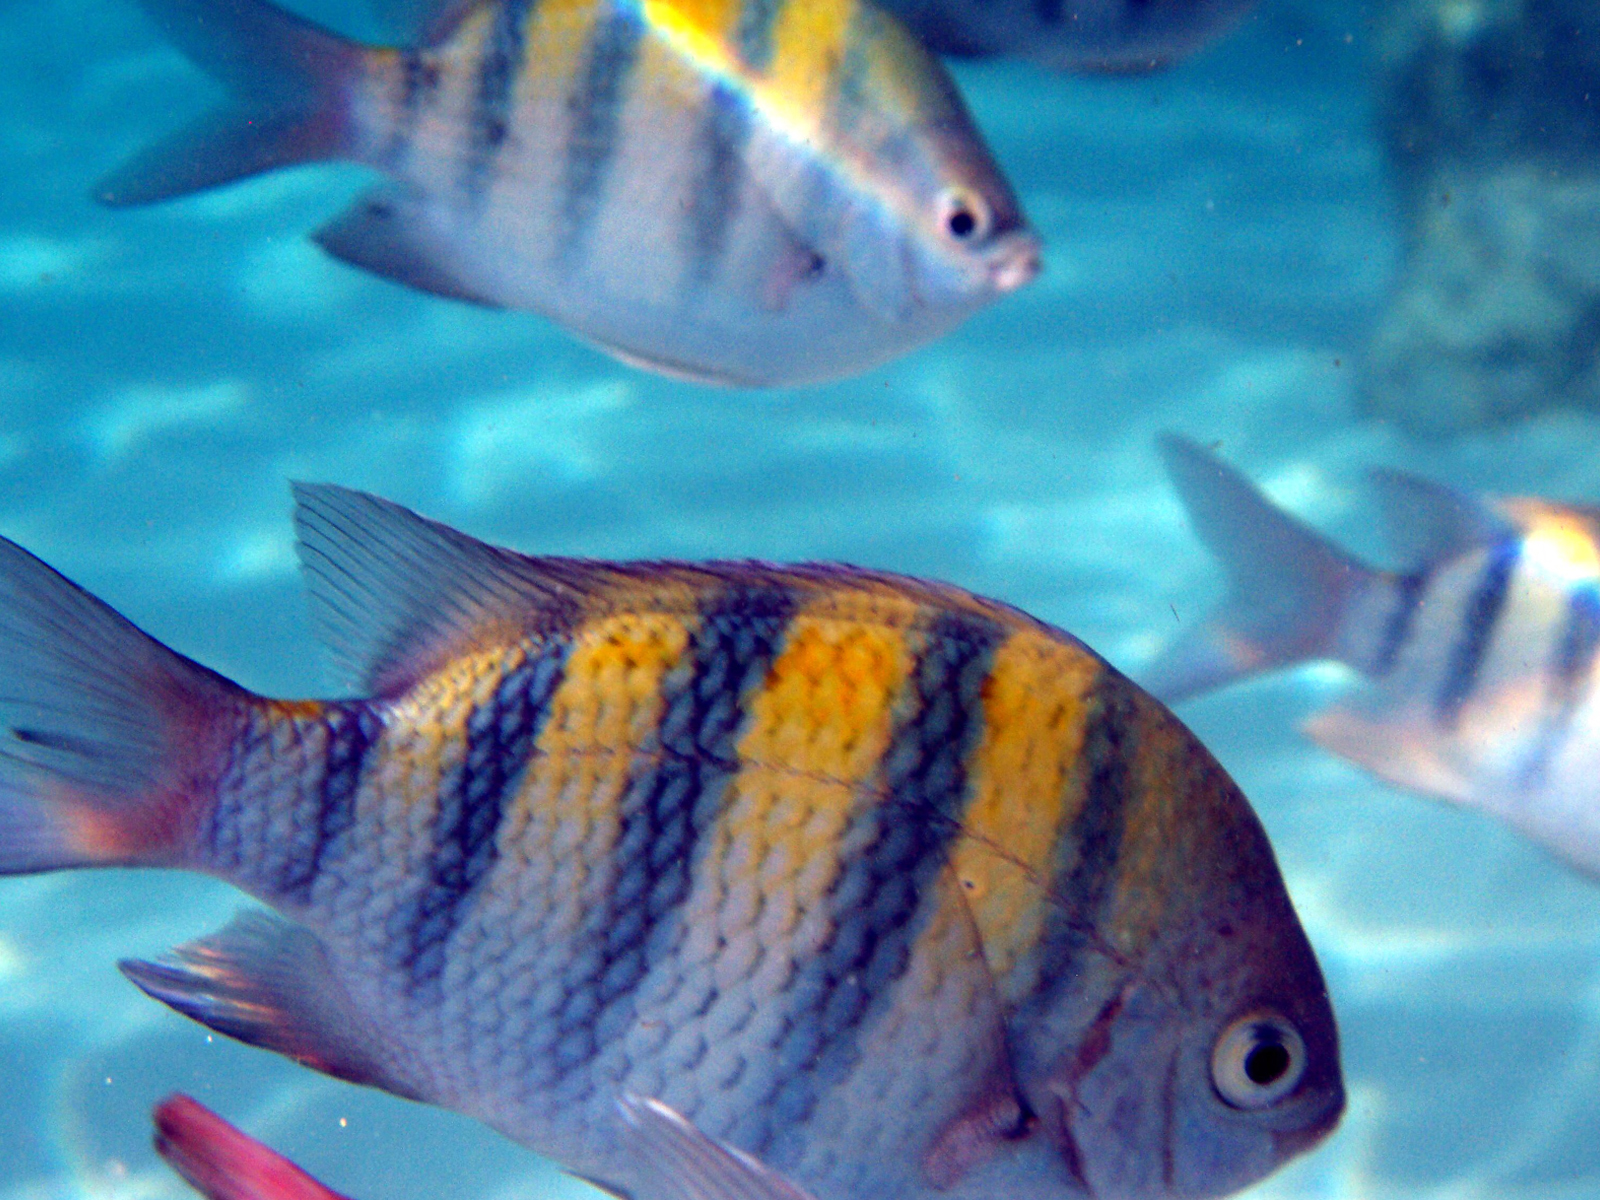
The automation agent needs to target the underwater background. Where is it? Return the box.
[0,0,1597,1195]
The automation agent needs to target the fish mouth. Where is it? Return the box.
[988,233,1042,293]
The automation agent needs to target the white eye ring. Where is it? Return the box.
[1211,1012,1306,1110]
[938,189,993,243]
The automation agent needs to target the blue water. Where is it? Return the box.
[0,0,1597,1195]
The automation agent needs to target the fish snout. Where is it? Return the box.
[988,232,1042,293]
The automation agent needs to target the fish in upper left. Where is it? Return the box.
[95,0,1040,386]
[154,1092,817,1200]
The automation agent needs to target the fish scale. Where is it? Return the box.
[0,485,1341,1200]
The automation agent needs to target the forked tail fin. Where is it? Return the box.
[0,536,245,873]
[155,1095,352,1200]
[96,0,372,206]
[1142,434,1377,703]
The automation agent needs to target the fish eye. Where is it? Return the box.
[938,189,992,242]
[1211,1012,1306,1110]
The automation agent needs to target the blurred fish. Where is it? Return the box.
[153,1093,814,1200]
[873,0,1255,71]
[0,484,1340,1200]
[1146,434,1600,879]
[154,1095,352,1200]
[97,0,1039,385]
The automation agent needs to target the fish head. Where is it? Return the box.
[1012,696,1343,1199]
[829,7,1040,321]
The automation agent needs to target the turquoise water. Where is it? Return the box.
[0,0,1597,1196]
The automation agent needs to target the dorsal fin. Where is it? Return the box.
[290,484,606,696]
[364,0,483,46]
[1366,469,1514,568]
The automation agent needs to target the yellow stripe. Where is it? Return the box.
[489,613,694,909]
[948,631,1100,1003]
[641,0,744,73]
[709,609,914,934]
[518,0,606,104]
[763,0,855,127]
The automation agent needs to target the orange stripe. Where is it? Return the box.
[949,630,1100,1003]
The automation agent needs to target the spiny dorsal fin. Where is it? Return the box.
[290,484,609,696]
[1366,469,1514,569]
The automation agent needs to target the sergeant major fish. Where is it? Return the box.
[1146,434,1600,879]
[97,0,1040,386]
[0,485,1342,1200]
[154,1092,817,1200]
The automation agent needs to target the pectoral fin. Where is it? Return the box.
[616,1095,818,1200]
[1304,700,1475,806]
[313,190,502,308]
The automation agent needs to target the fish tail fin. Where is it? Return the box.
[96,0,376,206]
[0,536,247,875]
[155,1094,353,1200]
[1143,434,1381,703]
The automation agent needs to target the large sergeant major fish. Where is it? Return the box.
[0,485,1342,1200]
[1147,434,1600,880]
[873,0,1256,72]
[96,0,1039,386]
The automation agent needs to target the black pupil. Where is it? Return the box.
[948,207,978,238]
[1244,1039,1291,1086]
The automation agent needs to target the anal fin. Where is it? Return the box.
[313,189,501,307]
[121,911,419,1102]
[1304,701,1475,806]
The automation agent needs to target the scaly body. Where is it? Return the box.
[99,0,1039,385]
[0,486,1340,1200]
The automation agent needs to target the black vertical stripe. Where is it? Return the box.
[1516,581,1600,790]
[1375,570,1427,676]
[733,0,785,69]
[467,0,534,194]
[278,704,380,902]
[544,587,798,1078]
[683,84,749,289]
[1025,672,1138,1021]
[764,612,1003,1150]
[561,3,645,262]
[404,640,569,996]
[1552,583,1600,696]
[1436,539,1521,724]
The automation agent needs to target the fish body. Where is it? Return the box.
[873,0,1255,71]
[0,486,1340,1200]
[98,0,1039,385]
[1147,434,1600,879]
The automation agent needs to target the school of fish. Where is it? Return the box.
[0,483,1341,1200]
[99,0,1039,385]
[1146,434,1600,879]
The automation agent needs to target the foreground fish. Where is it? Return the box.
[155,1093,817,1200]
[0,485,1340,1199]
[1147,434,1600,879]
[99,0,1038,386]
[876,0,1256,71]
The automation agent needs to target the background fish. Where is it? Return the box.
[96,0,1039,386]
[0,484,1340,1200]
[1146,433,1600,880]
[872,0,1256,72]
